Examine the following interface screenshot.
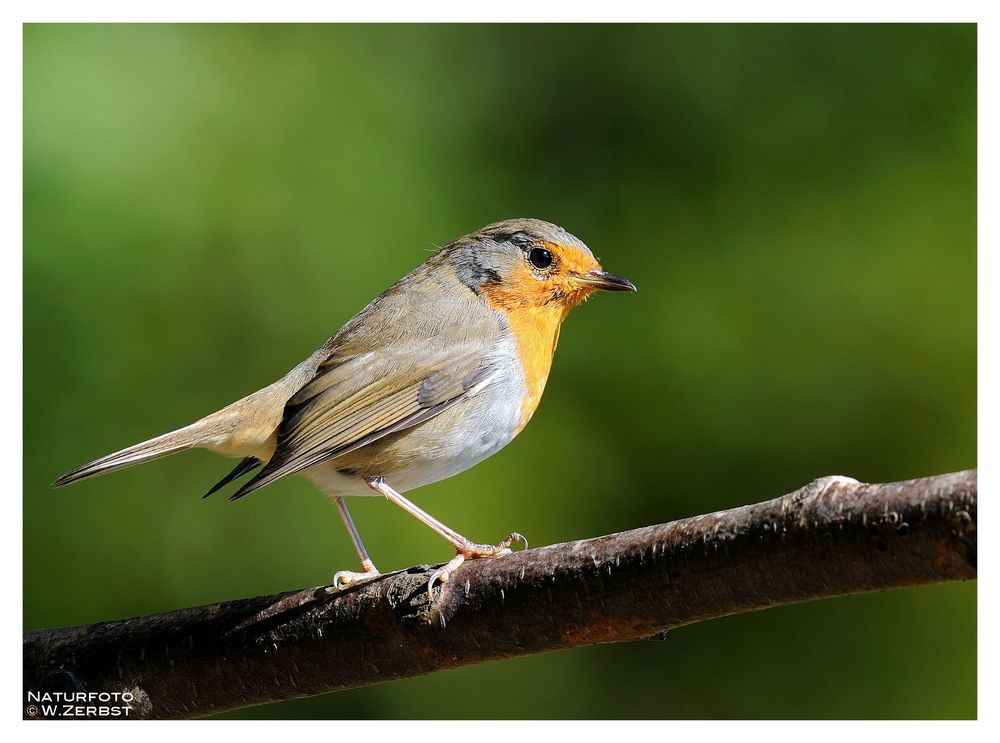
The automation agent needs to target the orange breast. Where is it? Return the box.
[483,293,568,433]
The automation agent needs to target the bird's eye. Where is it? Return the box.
[528,247,553,270]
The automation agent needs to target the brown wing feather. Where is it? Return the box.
[229,344,494,499]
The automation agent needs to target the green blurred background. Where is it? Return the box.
[23,24,976,719]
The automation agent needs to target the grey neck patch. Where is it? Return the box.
[452,245,503,295]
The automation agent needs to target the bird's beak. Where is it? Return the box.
[573,269,637,292]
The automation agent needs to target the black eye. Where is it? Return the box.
[528,247,553,269]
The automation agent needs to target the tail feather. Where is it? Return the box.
[203,457,262,498]
[53,421,217,487]
[53,374,298,489]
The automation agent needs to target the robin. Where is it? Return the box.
[55,218,636,591]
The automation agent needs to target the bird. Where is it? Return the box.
[54,218,636,591]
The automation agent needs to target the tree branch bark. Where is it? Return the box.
[23,469,977,719]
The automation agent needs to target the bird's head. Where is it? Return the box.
[447,218,636,314]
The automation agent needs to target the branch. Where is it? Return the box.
[23,470,977,719]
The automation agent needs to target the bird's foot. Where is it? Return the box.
[328,561,381,592]
[428,532,527,595]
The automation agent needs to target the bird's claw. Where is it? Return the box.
[426,531,529,596]
[501,531,528,551]
[328,565,381,592]
[427,552,467,594]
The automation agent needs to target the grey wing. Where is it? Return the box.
[229,342,498,500]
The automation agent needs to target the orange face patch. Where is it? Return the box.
[480,242,604,432]
[481,241,603,310]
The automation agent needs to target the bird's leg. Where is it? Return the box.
[329,496,382,590]
[364,476,526,593]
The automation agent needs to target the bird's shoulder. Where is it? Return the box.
[321,258,503,363]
